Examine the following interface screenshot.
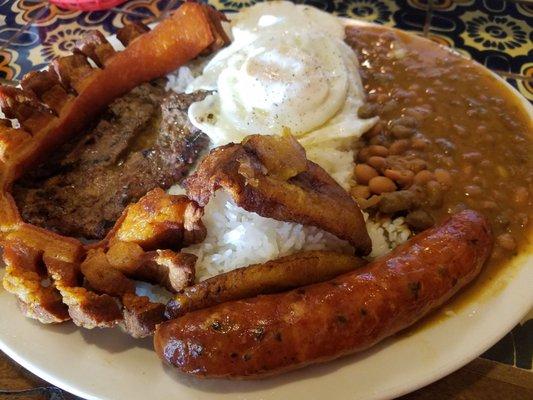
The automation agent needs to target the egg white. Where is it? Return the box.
[186,1,378,188]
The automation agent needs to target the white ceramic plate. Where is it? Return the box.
[1,18,532,400]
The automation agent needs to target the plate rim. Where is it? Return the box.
[0,14,532,400]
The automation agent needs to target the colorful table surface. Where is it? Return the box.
[0,0,531,398]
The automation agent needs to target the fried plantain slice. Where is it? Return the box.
[184,134,372,255]
[166,251,365,318]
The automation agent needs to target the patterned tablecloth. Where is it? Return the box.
[0,0,531,373]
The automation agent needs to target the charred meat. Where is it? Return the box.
[13,81,208,239]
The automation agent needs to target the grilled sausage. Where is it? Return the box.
[154,210,492,378]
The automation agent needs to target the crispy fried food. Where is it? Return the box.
[105,242,196,292]
[2,240,70,323]
[74,30,116,67]
[166,251,365,319]
[116,22,150,47]
[0,2,223,334]
[136,250,196,293]
[1,189,203,333]
[60,287,123,329]
[71,190,202,332]
[1,225,83,323]
[0,2,229,190]
[105,188,206,251]
[81,249,136,297]
[184,134,372,255]
[123,293,166,339]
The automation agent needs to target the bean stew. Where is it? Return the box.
[345,26,532,268]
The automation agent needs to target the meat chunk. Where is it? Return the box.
[75,30,115,67]
[123,293,166,339]
[184,134,371,255]
[13,83,209,239]
[2,240,70,323]
[105,188,206,251]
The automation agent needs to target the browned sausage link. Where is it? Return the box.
[154,210,492,378]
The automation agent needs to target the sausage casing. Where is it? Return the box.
[154,210,492,378]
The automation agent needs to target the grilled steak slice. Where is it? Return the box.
[13,80,208,239]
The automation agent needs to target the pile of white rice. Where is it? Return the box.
[166,67,412,282]
[170,188,411,281]
[180,191,353,279]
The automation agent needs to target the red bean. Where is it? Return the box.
[411,137,430,150]
[350,185,371,200]
[465,185,482,197]
[367,156,387,171]
[367,145,389,157]
[497,233,516,251]
[369,176,397,194]
[357,148,371,162]
[384,169,414,188]
[389,139,410,155]
[393,116,419,128]
[354,164,379,185]
[414,170,434,184]
[425,180,443,207]
[358,103,379,119]
[381,100,398,113]
[434,168,452,188]
[364,121,383,138]
[390,124,415,139]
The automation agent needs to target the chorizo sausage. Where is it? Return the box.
[154,210,492,378]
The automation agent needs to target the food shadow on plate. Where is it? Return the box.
[161,338,392,394]
[34,318,153,353]
[78,326,153,354]
[32,320,79,336]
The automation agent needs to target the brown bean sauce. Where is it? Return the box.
[345,26,532,268]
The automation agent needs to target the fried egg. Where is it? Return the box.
[187,1,377,187]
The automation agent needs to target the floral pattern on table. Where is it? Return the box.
[0,0,531,372]
[517,62,533,102]
[0,49,20,81]
[40,25,88,61]
[11,0,81,27]
[462,12,529,56]
[335,0,399,25]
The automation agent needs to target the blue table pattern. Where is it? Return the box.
[0,0,531,372]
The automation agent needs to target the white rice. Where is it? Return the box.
[364,213,411,259]
[165,66,412,282]
[171,184,411,281]
[182,191,353,280]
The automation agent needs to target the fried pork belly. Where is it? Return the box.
[184,134,372,255]
[166,251,366,318]
[2,227,84,323]
[105,188,206,250]
[1,189,204,335]
[0,2,227,335]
